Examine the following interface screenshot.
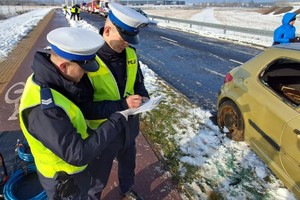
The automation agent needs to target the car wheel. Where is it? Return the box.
[217,100,245,141]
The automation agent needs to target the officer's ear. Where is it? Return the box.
[57,61,70,73]
[103,26,111,37]
[50,52,70,73]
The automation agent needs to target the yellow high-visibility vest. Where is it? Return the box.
[19,75,88,178]
[87,47,137,130]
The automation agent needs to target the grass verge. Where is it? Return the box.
[139,72,206,198]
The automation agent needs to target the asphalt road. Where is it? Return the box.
[81,12,263,112]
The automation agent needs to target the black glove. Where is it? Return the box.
[289,37,300,42]
[54,171,79,198]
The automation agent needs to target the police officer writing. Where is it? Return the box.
[19,27,132,200]
[273,12,300,45]
[79,3,150,200]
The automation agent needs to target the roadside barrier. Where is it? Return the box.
[148,15,274,37]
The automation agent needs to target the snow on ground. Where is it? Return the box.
[0,7,54,61]
[0,6,298,200]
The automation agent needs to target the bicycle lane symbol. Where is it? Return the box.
[4,82,25,121]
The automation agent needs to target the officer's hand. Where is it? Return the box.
[54,171,79,198]
[126,95,142,109]
[117,109,135,121]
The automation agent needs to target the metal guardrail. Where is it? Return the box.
[148,15,274,37]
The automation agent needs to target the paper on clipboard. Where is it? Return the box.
[131,95,164,115]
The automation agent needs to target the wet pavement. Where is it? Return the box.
[0,9,182,200]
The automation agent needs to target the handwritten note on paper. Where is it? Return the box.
[131,95,164,115]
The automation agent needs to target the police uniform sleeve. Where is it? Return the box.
[27,106,126,166]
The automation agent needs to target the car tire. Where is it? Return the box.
[217,100,245,141]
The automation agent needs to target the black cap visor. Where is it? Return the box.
[74,59,99,72]
[116,26,140,44]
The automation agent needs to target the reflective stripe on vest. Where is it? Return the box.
[87,47,137,129]
[19,74,88,178]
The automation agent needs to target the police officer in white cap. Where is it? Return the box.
[82,3,150,200]
[19,27,132,199]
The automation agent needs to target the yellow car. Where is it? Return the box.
[217,43,300,199]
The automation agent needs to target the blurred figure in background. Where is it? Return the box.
[70,5,76,20]
[75,4,81,21]
[273,12,300,45]
[63,5,69,16]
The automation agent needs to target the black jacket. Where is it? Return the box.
[23,51,126,166]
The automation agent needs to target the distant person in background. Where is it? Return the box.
[76,5,81,21]
[70,5,76,20]
[63,5,69,16]
[273,12,300,45]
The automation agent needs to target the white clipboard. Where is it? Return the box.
[131,95,164,115]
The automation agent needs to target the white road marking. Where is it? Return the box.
[5,82,25,120]
[160,36,178,43]
[229,59,243,65]
[204,68,226,77]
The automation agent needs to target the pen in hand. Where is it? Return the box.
[125,93,143,108]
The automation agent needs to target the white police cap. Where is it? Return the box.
[108,2,149,44]
[47,27,104,72]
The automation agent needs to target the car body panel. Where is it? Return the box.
[217,43,300,199]
[280,116,300,192]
